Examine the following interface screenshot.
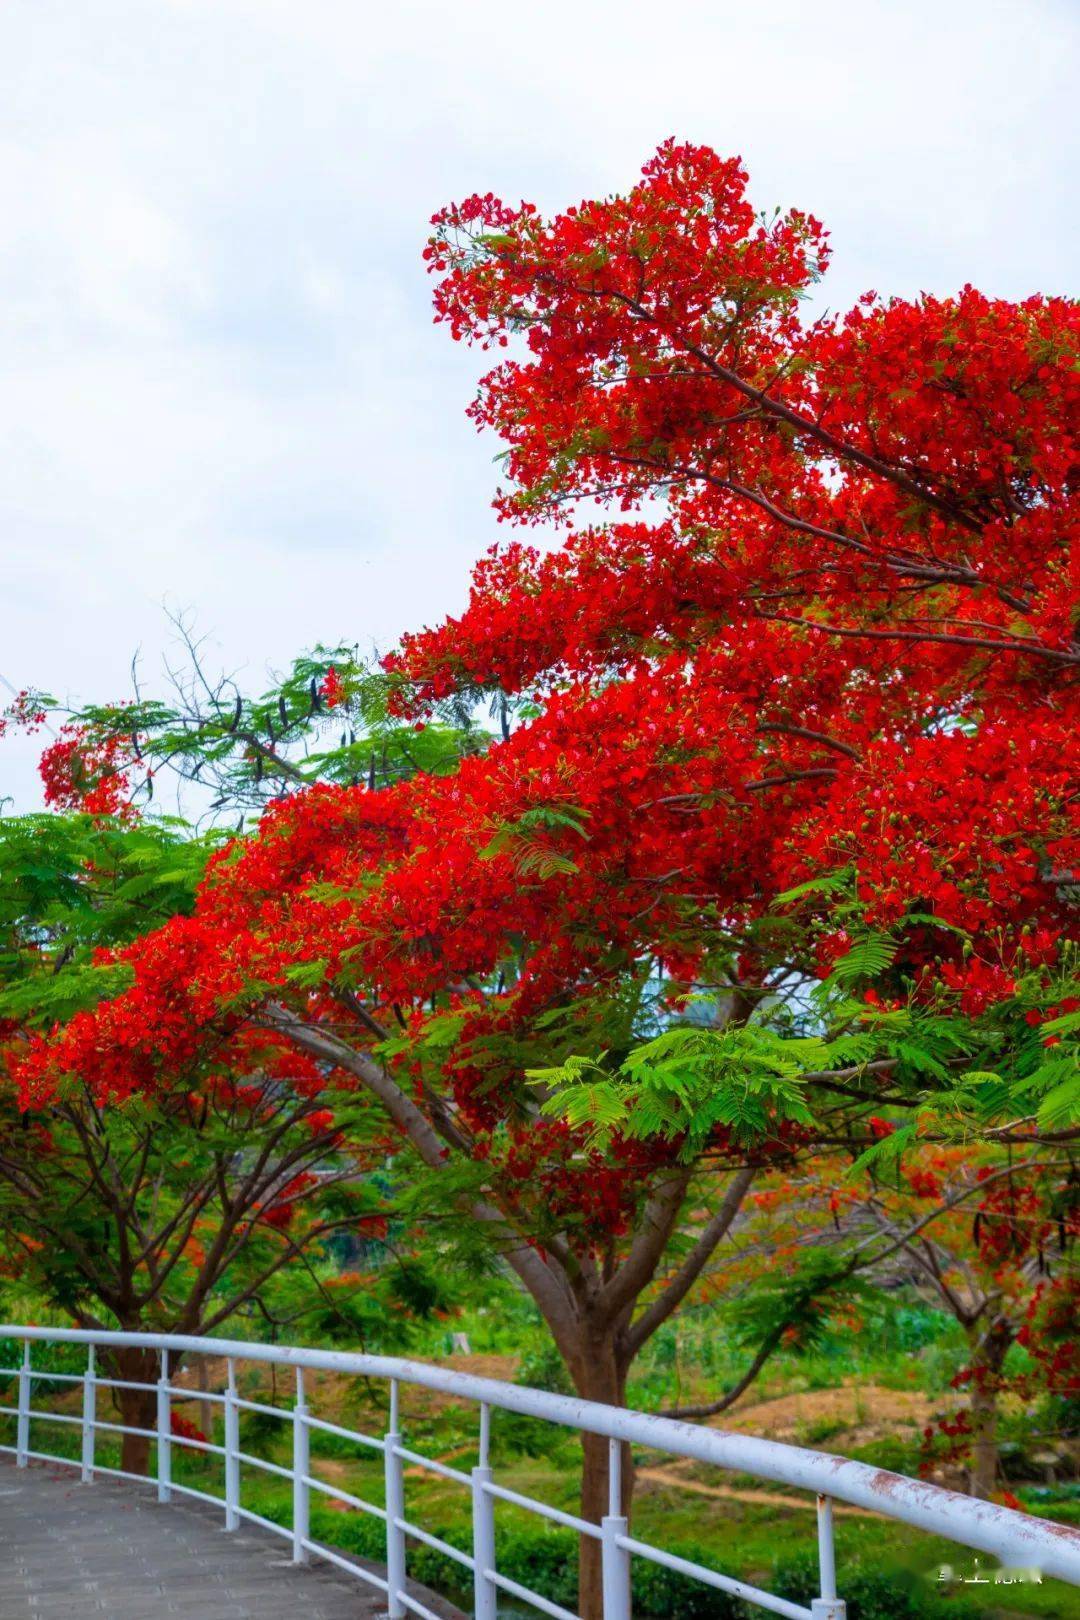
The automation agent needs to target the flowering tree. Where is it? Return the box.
[399,140,1075,1015]
[853,1146,1080,1499]
[0,812,410,1471]
[707,1139,1080,1501]
[5,142,1078,1614]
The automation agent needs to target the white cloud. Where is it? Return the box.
[1,0,1077,806]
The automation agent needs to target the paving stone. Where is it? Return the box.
[0,1457,465,1619]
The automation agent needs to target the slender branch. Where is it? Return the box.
[626,1166,756,1356]
[263,1005,448,1168]
[762,613,1077,667]
[661,1328,790,1421]
[757,724,860,762]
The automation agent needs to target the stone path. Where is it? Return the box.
[0,1457,457,1618]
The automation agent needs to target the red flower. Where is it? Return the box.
[319,667,346,709]
[170,1411,208,1446]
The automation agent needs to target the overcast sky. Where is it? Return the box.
[2,0,1077,808]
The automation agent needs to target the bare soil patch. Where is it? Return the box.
[722,1380,933,1449]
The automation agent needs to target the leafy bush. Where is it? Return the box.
[773,1547,933,1620]
[492,1342,577,1460]
[238,1403,294,1446]
[312,1512,748,1617]
[514,1340,574,1396]
[308,1424,382,1460]
[631,1540,746,1619]
[0,1336,88,1400]
[465,1527,578,1610]
[310,1507,387,1563]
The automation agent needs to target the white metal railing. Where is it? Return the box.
[2,1328,1080,1620]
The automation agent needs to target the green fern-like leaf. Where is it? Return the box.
[827,932,897,985]
[773,866,854,907]
[847,1122,918,1177]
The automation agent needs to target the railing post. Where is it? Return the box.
[157,1349,172,1504]
[812,1495,846,1620]
[383,1378,406,1620]
[472,1401,497,1620]
[292,1367,310,1565]
[224,1356,240,1531]
[601,1437,631,1620]
[16,1340,30,1467]
[81,1345,96,1483]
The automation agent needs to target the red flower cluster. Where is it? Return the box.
[260,1172,319,1231]
[170,1411,208,1446]
[38,723,135,819]
[319,666,346,708]
[0,690,47,738]
[1018,1278,1080,1397]
[475,1117,678,1247]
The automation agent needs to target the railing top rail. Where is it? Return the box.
[3,1324,1079,1585]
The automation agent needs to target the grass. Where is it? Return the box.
[2,1296,1078,1618]
[163,1355,1080,1618]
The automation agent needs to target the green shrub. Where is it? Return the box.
[310,1512,749,1617]
[631,1541,746,1619]
[308,1424,380,1461]
[492,1342,577,1460]
[0,1336,87,1400]
[492,1527,580,1607]
[240,1403,293,1446]
[514,1342,575,1396]
[773,1547,933,1620]
[311,1507,387,1563]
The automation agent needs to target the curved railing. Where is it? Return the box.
[2,1327,1079,1620]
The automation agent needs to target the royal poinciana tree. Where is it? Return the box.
[6,143,1078,1614]
[0,811,413,1471]
[858,1147,1080,1501]
[752,1143,1080,1501]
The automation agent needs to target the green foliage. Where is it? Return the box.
[631,1544,748,1620]
[0,1336,86,1398]
[772,1547,940,1620]
[1012,995,1080,1130]
[727,1250,875,1359]
[824,931,897,988]
[532,1023,868,1151]
[491,1340,577,1459]
[310,1512,747,1619]
[531,945,1080,1166]
[0,813,217,1028]
[847,1124,919,1178]
[794,873,1080,1140]
[480,803,590,879]
[20,639,489,823]
[773,868,856,907]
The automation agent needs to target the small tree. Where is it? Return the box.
[853,1146,1080,1499]
[751,1134,1080,1500]
[0,811,400,1471]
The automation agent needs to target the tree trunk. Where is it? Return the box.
[968,1379,999,1501]
[110,1344,159,1477]
[568,1331,634,1620]
[965,1319,1013,1501]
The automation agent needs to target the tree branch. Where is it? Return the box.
[626,1166,756,1357]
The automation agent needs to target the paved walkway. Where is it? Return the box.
[0,1458,452,1619]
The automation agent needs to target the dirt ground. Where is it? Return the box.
[724,1380,934,1448]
